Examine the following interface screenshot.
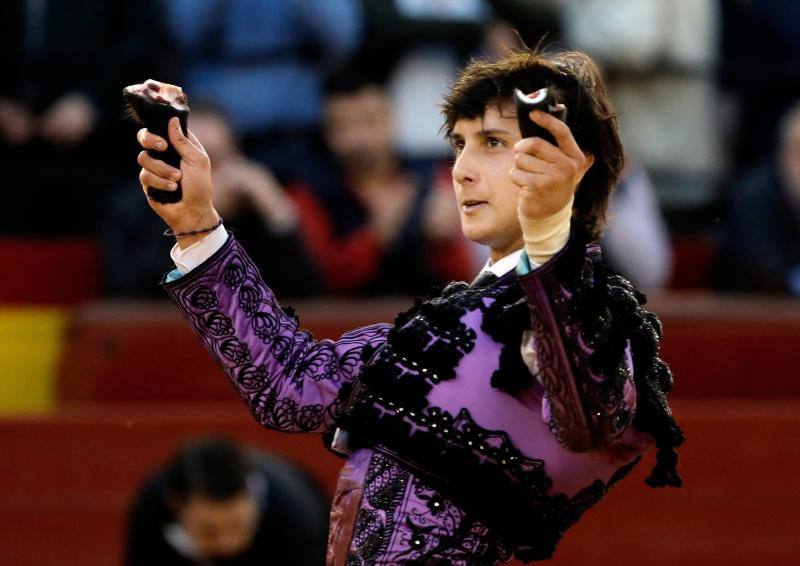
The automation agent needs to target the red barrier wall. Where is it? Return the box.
[0,239,101,305]
[1,399,798,566]
[56,296,800,403]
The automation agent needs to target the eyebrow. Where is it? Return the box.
[479,128,513,137]
[450,128,513,141]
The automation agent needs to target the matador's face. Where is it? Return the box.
[450,103,524,260]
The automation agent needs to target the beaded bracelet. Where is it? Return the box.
[163,217,223,238]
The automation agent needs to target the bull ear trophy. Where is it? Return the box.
[123,80,191,204]
[513,86,567,145]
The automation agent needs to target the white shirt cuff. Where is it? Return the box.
[169,225,229,274]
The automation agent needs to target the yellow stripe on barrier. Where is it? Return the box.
[0,308,68,413]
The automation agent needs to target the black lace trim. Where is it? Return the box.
[334,226,681,560]
[400,473,512,565]
[345,452,512,565]
[345,452,410,565]
[335,275,530,421]
[169,236,393,435]
[481,295,535,392]
[341,400,640,561]
[536,226,684,487]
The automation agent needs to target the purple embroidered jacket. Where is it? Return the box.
[162,233,669,565]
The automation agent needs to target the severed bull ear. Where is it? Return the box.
[513,87,567,145]
[123,80,191,204]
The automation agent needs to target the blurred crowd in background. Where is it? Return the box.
[2,0,799,297]
[2,3,799,565]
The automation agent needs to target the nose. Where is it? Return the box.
[452,148,478,186]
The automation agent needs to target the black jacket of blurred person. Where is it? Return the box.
[716,102,800,295]
[0,0,172,234]
[719,0,800,175]
[715,164,800,294]
[126,438,329,566]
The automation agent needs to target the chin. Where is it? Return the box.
[459,219,491,246]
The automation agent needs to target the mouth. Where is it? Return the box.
[461,199,488,213]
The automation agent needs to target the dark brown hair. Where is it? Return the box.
[165,437,249,502]
[441,47,624,240]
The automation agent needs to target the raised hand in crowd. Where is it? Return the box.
[38,93,97,146]
[213,160,298,233]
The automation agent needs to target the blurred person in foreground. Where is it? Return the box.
[134,47,683,563]
[104,104,323,298]
[127,437,328,566]
[716,102,800,295]
[289,68,474,294]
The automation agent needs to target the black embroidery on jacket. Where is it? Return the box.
[346,452,512,566]
[536,225,684,487]
[333,227,683,561]
[398,474,512,565]
[170,238,389,435]
[345,452,410,565]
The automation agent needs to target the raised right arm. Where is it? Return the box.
[135,116,389,433]
[162,232,389,433]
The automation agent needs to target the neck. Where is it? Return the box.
[489,236,524,263]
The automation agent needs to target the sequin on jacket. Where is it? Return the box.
[162,230,678,565]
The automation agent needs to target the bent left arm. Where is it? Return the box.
[512,109,642,452]
[517,237,639,452]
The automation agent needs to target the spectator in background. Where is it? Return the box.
[163,0,362,186]
[716,102,800,296]
[0,0,171,235]
[480,10,673,292]
[126,437,329,566]
[561,0,722,213]
[103,104,323,298]
[358,0,490,161]
[603,164,673,292]
[719,0,800,175]
[357,0,562,162]
[485,0,562,49]
[291,69,474,295]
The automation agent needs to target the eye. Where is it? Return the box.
[486,137,504,149]
[451,139,465,155]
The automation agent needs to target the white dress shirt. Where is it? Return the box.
[170,224,230,275]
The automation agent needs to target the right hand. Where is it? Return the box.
[137,117,220,246]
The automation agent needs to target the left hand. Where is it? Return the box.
[39,94,96,145]
[510,109,593,222]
